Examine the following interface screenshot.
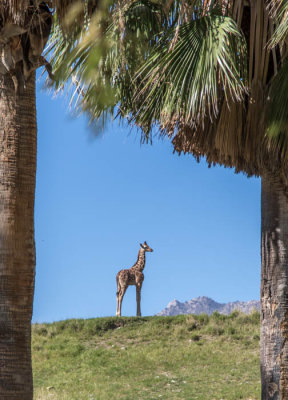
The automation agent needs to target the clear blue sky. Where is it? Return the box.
[32,79,261,323]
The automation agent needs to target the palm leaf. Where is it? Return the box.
[52,0,100,32]
[47,0,248,139]
[265,0,288,151]
[48,0,165,119]
[266,57,288,146]
[130,12,248,136]
[269,0,288,48]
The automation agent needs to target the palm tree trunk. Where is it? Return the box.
[261,173,288,400]
[0,73,36,399]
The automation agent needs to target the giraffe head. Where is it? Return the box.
[140,241,153,252]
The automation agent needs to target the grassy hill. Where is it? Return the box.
[32,312,261,400]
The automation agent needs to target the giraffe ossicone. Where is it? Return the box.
[116,241,153,317]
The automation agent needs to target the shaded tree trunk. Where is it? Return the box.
[0,73,36,399]
[261,173,288,400]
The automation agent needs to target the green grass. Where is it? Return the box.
[32,311,261,400]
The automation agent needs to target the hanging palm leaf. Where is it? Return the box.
[265,0,288,155]
[48,0,165,120]
[266,56,288,155]
[130,12,248,136]
[269,0,288,48]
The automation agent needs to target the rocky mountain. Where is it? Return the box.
[157,296,260,316]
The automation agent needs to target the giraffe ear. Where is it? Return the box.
[144,241,147,245]
[140,243,144,249]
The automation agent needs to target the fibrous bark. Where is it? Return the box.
[0,73,36,399]
[261,173,288,400]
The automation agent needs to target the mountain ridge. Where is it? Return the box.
[157,296,260,316]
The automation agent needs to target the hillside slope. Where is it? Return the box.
[32,312,261,400]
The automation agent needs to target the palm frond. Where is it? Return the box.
[265,0,288,154]
[266,56,288,140]
[82,0,165,119]
[130,12,248,136]
[269,0,288,48]
[0,0,30,25]
[48,0,165,120]
[52,0,102,35]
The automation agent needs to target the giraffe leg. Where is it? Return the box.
[118,285,127,317]
[136,284,142,317]
[116,293,120,317]
[116,278,121,316]
[116,288,123,316]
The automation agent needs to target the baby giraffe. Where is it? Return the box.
[116,241,153,317]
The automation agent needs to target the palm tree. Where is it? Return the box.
[0,3,50,398]
[0,1,99,399]
[49,0,288,398]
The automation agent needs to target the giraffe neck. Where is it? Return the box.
[131,248,146,271]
